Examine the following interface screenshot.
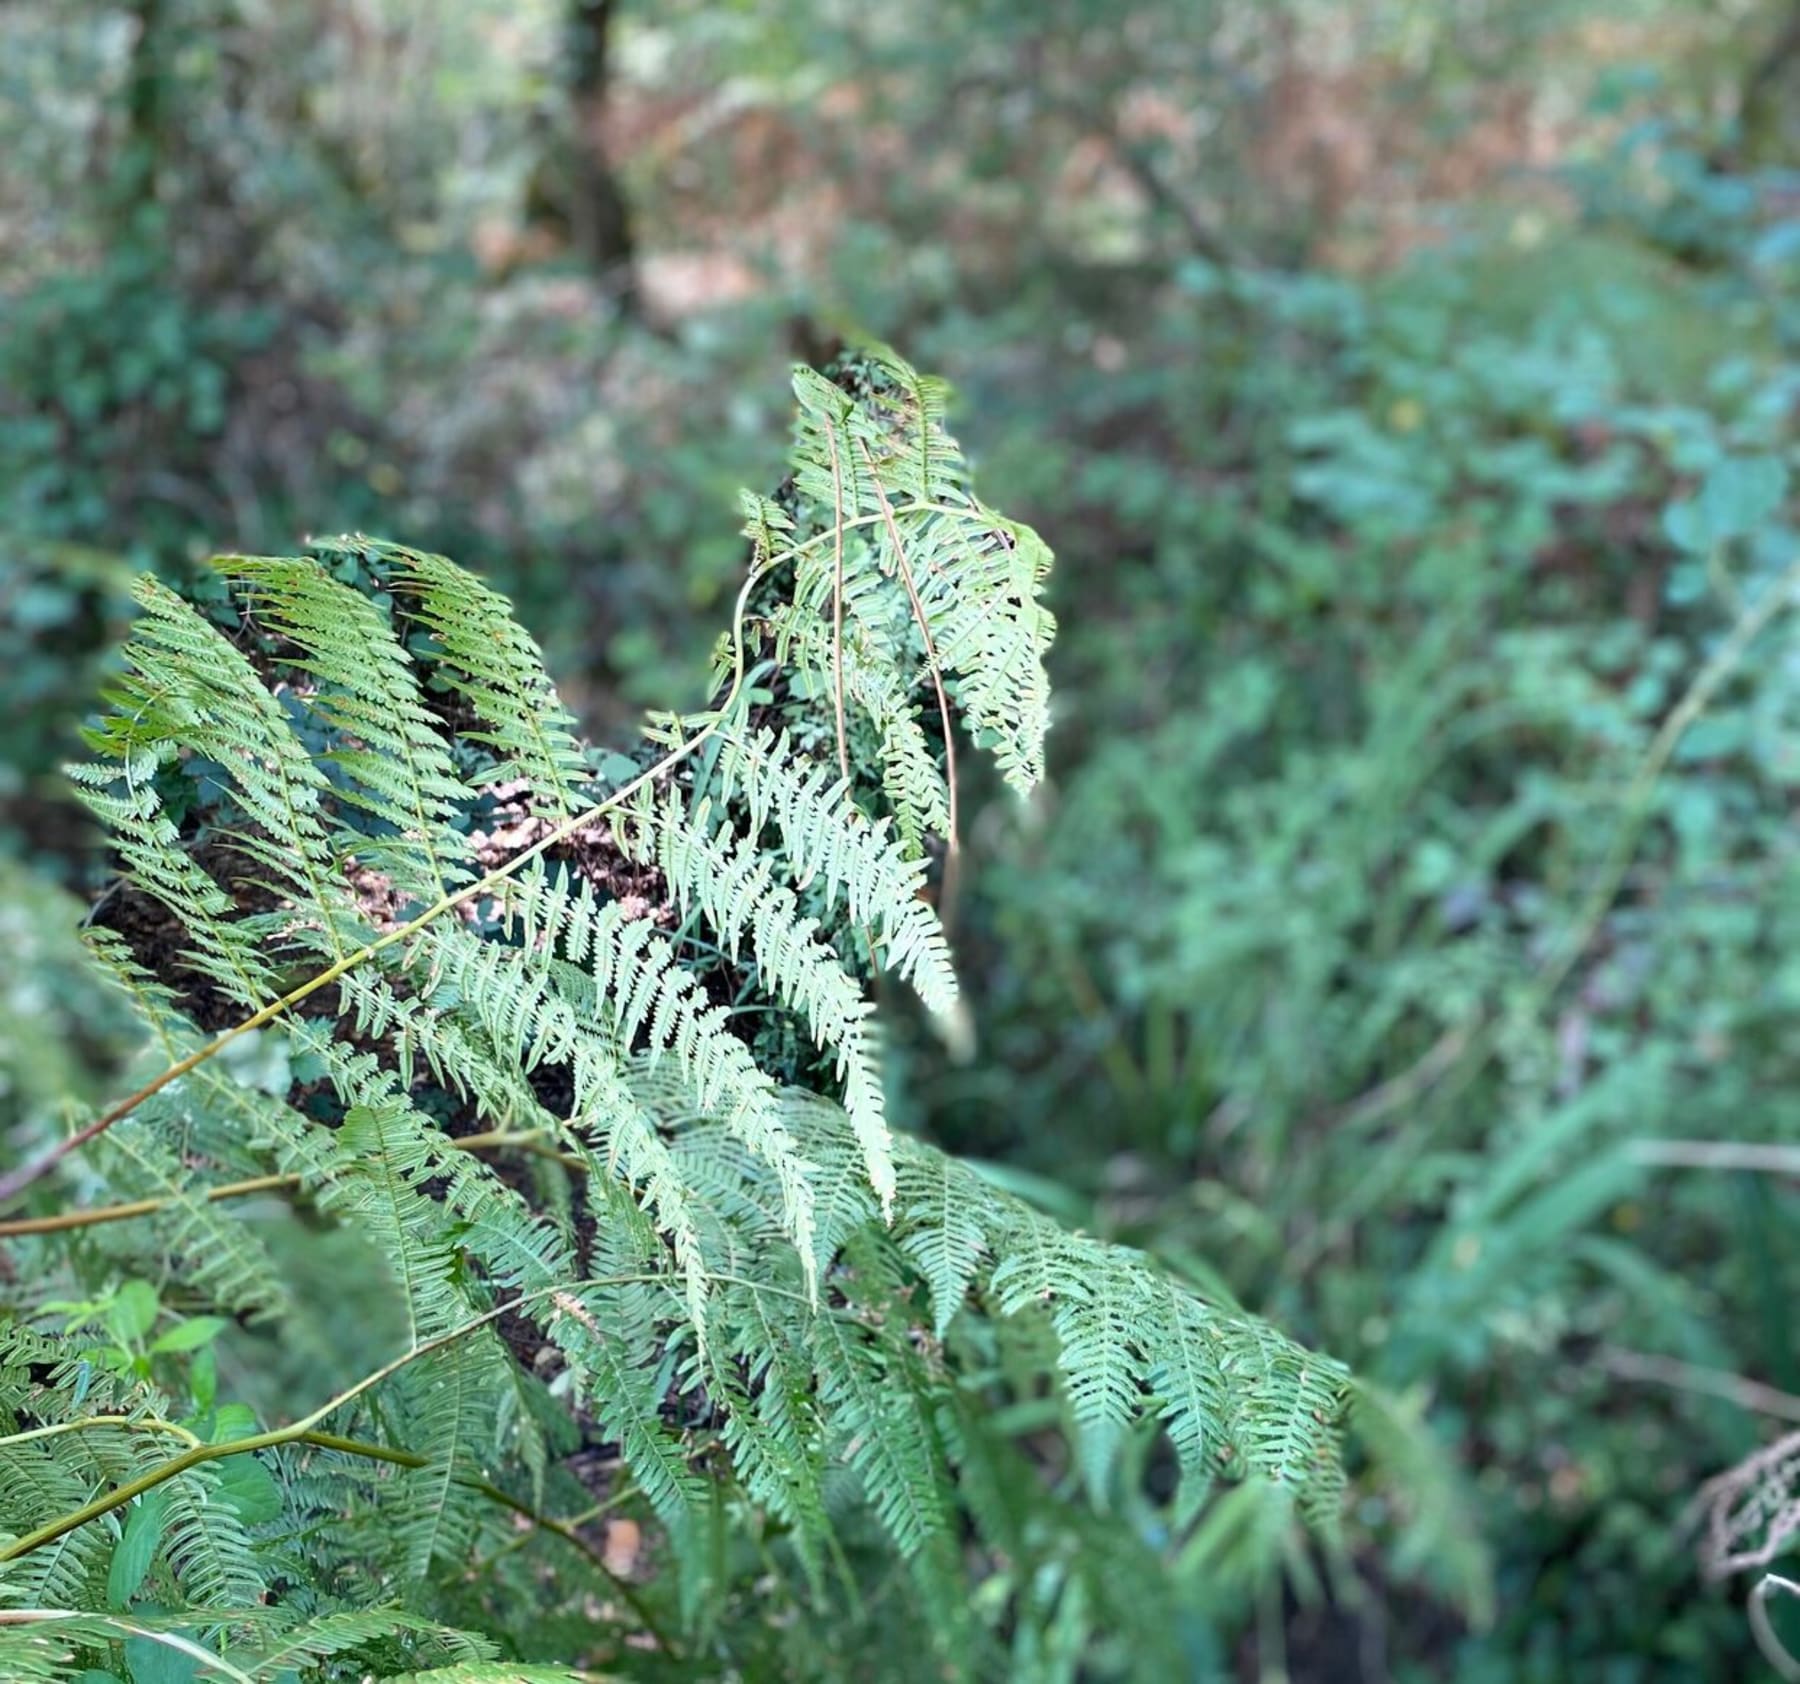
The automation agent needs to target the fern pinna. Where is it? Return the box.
[0,350,1350,1682]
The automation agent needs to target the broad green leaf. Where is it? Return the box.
[1702,455,1787,538]
[189,1346,217,1413]
[106,1281,160,1346]
[107,1492,170,1609]
[213,1454,282,1526]
[122,1633,201,1684]
[207,1403,259,1444]
[1664,455,1790,552]
[149,1317,228,1356]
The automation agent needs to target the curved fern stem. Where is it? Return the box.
[0,1277,663,1563]
[859,439,961,917]
[0,1129,570,1238]
[0,1413,204,1452]
[827,414,852,786]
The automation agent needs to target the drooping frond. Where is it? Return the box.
[892,1145,987,1339]
[786,346,1058,800]
[419,881,818,1303]
[239,1608,502,1678]
[811,1239,958,1564]
[633,787,893,1216]
[79,574,368,968]
[387,1340,504,1580]
[708,726,958,1012]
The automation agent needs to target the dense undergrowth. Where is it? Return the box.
[7,2,1800,1677]
[928,136,1800,1678]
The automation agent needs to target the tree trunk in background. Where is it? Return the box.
[565,0,639,309]
[1739,0,1800,165]
[115,0,170,217]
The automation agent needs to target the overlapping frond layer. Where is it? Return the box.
[221,551,476,899]
[374,541,593,817]
[709,726,958,1011]
[631,788,894,1217]
[0,356,1355,1681]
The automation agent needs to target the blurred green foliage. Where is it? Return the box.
[7,0,1800,1676]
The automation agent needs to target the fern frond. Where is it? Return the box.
[81,575,368,965]
[876,504,1057,797]
[1144,1282,1229,1525]
[709,727,958,1013]
[986,1221,1145,1492]
[638,789,893,1217]
[242,1607,500,1678]
[855,345,960,507]
[389,1342,502,1580]
[812,1263,955,1562]
[154,1456,267,1608]
[892,1147,986,1338]
[703,1277,831,1584]
[67,749,280,1018]
[0,1630,68,1684]
[346,539,591,817]
[1209,1317,1347,1520]
[416,887,817,1302]
[221,552,476,900]
[0,1613,250,1683]
[387,1665,583,1684]
[837,347,1057,796]
[0,1323,168,1430]
[325,1099,471,1344]
[568,1041,711,1334]
[854,662,954,857]
[0,1446,109,1609]
[543,1284,711,1544]
[774,1097,1353,1514]
[738,488,796,568]
[764,602,953,858]
[92,1122,288,1320]
[3,354,1361,1677]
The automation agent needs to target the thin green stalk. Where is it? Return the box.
[0,1613,256,1683]
[0,1413,202,1453]
[0,1130,566,1239]
[0,1278,651,1564]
